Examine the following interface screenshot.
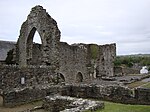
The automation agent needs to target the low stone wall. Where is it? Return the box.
[61,84,150,105]
[43,95,104,112]
[61,84,133,102]
[2,84,150,107]
[135,87,150,104]
[2,84,61,107]
[0,66,58,90]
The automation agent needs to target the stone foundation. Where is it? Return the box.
[43,95,104,112]
[135,87,150,104]
[0,65,60,90]
[2,84,150,107]
[2,84,61,107]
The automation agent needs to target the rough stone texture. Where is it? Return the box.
[43,95,104,112]
[61,84,132,100]
[0,5,149,110]
[135,87,150,104]
[3,41,116,84]
[98,44,116,77]
[0,6,116,88]
[1,84,150,107]
[59,43,116,83]
[9,5,116,84]
[59,42,89,83]
[15,5,60,69]
[2,85,61,107]
[0,5,118,107]
[61,84,150,105]
[0,65,65,90]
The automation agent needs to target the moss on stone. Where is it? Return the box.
[90,44,99,60]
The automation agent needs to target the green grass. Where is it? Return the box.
[142,82,150,88]
[87,101,150,112]
[127,74,142,76]
[127,81,146,89]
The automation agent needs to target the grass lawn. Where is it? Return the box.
[127,74,142,76]
[142,82,150,88]
[127,81,147,89]
[87,101,150,112]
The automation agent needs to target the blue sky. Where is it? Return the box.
[0,0,150,55]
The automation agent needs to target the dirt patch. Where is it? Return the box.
[0,101,43,112]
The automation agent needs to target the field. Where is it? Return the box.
[127,81,147,88]
[87,101,150,112]
[142,82,150,88]
[0,100,43,112]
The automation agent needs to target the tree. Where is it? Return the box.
[5,49,14,64]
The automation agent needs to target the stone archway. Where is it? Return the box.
[16,5,60,68]
[26,27,39,65]
[76,72,83,83]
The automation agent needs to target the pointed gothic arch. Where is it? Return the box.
[16,6,60,68]
[33,30,42,44]
[26,27,43,65]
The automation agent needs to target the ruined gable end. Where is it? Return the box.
[15,5,60,69]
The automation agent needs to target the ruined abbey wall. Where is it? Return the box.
[59,43,116,83]
[15,6,60,70]
[0,66,60,90]
[59,42,89,83]
[0,43,116,89]
[0,6,116,88]
[94,44,116,77]
[1,5,150,108]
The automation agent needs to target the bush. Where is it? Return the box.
[5,49,14,64]
[113,55,150,68]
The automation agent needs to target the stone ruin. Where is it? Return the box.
[11,5,116,84]
[43,95,104,112]
[0,5,149,111]
[0,5,115,108]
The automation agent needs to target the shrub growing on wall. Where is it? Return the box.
[5,49,14,64]
[90,44,99,60]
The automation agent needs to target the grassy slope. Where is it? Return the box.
[127,81,147,89]
[142,82,150,88]
[87,101,150,112]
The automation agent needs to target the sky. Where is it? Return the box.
[0,0,150,55]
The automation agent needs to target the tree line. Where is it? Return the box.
[114,54,150,70]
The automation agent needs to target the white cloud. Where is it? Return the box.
[0,0,150,55]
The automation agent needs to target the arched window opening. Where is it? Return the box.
[33,31,42,44]
[26,27,43,65]
[76,72,83,83]
[17,6,61,68]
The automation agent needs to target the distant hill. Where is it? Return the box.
[0,40,16,61]
[135,54,150,57]
[118,54,150,57]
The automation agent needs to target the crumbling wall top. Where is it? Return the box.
[16,5,60,68]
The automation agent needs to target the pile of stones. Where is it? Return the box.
[43,95,104,112]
